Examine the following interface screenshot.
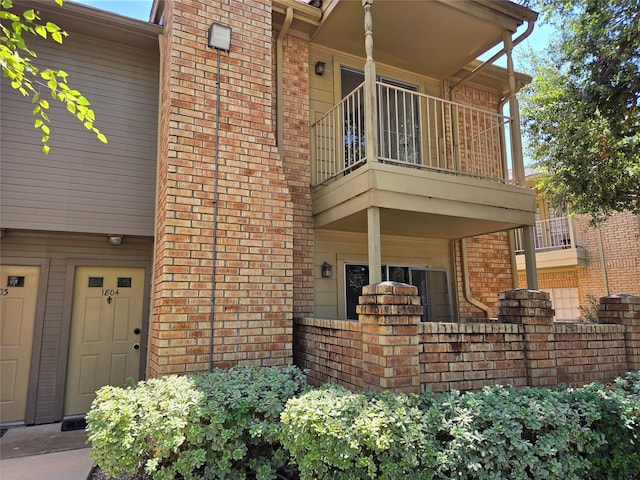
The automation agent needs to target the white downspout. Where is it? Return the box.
[461,239,492,319]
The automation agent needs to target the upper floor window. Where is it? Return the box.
[340,67,421,168]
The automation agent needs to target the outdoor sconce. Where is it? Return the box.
[314,61,326,76]
[108,234,123,246]
[321,261,333,278]
[208,23,232,51]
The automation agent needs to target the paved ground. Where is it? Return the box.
[0,423,94,480]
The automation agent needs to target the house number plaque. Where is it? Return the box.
[103,289,119,304]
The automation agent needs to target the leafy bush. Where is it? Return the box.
[87,365,308,480]
[280,384,437,480]
[87,368,639,480]
[579,293,600,322]
[424,385,602,479]
[566,374,640,479]
[281,373,640,480]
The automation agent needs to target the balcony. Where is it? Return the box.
[514,217,587,269]
[311,82,536,240]
[313,82,510,187]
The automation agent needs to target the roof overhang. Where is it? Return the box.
[22,0,162,51]
[311,0,537,80]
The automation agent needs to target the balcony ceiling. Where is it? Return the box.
[311,0,534,79]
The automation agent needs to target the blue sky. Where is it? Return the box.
[72,0,153,21]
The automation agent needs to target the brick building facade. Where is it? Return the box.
[4,0,636,426]
[517,201,640,320]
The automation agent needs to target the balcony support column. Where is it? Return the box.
[367,206,382,284]
[504,31,538,289]
[362,0,378,163]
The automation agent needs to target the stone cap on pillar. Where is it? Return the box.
[362,281,418,296]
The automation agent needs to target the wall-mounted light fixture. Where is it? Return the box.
[208,23,232,51]
[321,261,333,278]
[108,234,123,246]
[314,61,326,76]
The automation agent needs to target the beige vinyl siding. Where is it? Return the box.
[0,230,153,424]
[314,230,451,319]
[0,33,159,236]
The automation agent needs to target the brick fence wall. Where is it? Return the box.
[294,284,638,393]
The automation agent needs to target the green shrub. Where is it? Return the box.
[280,384,438,480]
[565,373,640,479]
[86,365,308,480]
[424,385,603,479]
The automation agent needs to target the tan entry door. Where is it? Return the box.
[64,267,145,416]
[0,265,40,423]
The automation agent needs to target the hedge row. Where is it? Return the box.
[87,368,640,480]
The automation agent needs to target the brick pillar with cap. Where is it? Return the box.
[357,282,422,393]
[598,294,640,371]
[498,289,558,387]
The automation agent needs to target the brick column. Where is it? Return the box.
[357,282,421,394]
[597,295,640,371]
[150,0,294,376]
[497,289,558,387]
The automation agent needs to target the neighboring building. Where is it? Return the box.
[1,0,540,424]
[514,183,640,320]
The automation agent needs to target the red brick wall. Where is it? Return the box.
[455,233,514,320]
[294,290,636,394]
[420,323,527,392]
[150,0,295,375]
[555,323,626,387]
[528,269,579,290]
[293,318,363,390]
[520,212,640,312]
[278,35,314,316]
[575,212,640,300]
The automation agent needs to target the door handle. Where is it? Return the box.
[132,343,140,351]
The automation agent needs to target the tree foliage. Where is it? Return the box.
[519,0,639,220]
[1,0,106,153]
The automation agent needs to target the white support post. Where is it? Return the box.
[363,0,378,164]
[367,206,382,284]
[504,31,538,289]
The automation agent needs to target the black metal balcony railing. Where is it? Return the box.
[312,82,511,188]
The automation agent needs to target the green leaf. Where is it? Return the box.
[22,9,36,21]
[97,133,108,144]
[34,25,47,38]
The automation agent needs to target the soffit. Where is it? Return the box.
[311,0,530,80]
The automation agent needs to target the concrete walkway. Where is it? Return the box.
[0,423,94,480]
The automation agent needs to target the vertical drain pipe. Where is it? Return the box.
[461,239,492,319]
[597,227,610,295]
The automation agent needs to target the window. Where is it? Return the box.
[542,287,580,321]
[345,263,453,322]
[340,67,421,168]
